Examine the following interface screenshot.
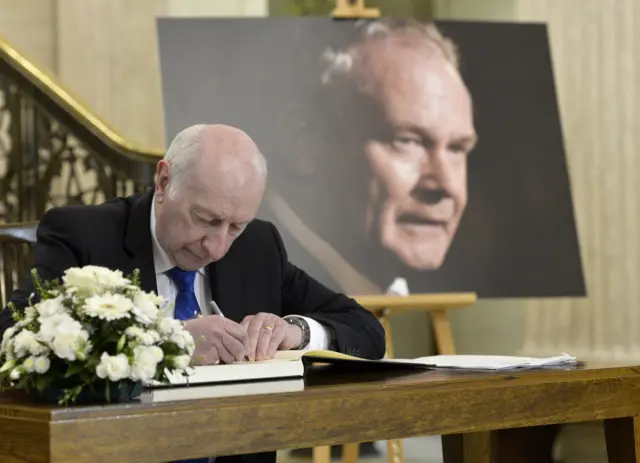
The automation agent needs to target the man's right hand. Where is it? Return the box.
[183,315,250,365]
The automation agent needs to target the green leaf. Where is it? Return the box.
[30,268,45,297]
[35,375,52,393]
[64,363,84,379]
[0,360,15,374]
[116,334,127,353]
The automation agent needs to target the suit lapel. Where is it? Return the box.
[123,190,157,294]
[208,253,245,323]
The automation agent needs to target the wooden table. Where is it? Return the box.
[1,362,640,463]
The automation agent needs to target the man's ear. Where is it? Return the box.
[154,160,170,202]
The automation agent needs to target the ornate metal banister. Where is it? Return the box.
[0,33,163,223]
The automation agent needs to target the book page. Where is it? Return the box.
[271,350,363,362]
[411,354,577,370]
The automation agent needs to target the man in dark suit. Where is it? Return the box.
[1,124,386,463]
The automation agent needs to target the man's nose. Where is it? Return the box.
[202,228,229,262]
[418,148,456,193]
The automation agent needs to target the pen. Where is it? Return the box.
[209,300,250,362]
[209,300,224,318]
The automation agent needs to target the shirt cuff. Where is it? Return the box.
[293,315,330,351]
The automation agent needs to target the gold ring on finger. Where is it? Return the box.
[263,324,274,331]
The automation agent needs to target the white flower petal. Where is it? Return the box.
[83,294,132,321]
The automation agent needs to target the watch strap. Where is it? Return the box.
[284,316,311,350]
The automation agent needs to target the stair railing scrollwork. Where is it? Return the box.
[0,34,164,223]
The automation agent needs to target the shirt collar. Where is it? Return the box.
[150,196,207,277]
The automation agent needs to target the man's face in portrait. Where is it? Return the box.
[350,33,477,271]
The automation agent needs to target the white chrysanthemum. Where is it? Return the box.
[156,317,183,337]
[12,329,46,358]
[23,306,37,323]
[34,296,66,318]
[38,313,78,342]
[170,330,195,355]
[130,345,163,382]
[33,356,50,374]
[172,354,191,370]
[9,368,20,381]
[22,355,48,373]
[125,326,160,346]
[131,292,161,325]
[51,330,90,362]
[37,314,90,361]
[95,352,131,382]
[83,294,132,321]
[1,326,16,352]
[63,266,130,292]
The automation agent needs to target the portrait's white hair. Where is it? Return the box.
[162,124,267,199]
[320,19,460,87]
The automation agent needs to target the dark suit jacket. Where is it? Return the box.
[2,191,386,463]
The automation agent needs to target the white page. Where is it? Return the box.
[409,354,578,370]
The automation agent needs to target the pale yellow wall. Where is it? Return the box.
[0,0,268,149]
[517,0,640,363]
[0,0,57,73]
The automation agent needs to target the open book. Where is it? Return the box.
[154,350,578,387]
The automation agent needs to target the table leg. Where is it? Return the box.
[604,416,640,462]
[494,425,558,462]
[442,431,496,463]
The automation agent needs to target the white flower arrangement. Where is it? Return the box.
[0,265,195,405]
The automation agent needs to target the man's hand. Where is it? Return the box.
[240,313,303,361]
[183,315,251,365]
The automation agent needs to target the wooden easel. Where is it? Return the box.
[311,292,477,463]
[308,3,478,463]
[331,0,381,18]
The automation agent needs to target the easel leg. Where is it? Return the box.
[386,439,404,463]
[342,443,360,463]
[442,432,496,463]
[431,309,456,355]
[313,446,332,463]
[604,416,640,462]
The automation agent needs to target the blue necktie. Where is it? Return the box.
[166,267,210,463]
[166,267,201,321]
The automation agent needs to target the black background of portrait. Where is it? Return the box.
[157,17,586,298]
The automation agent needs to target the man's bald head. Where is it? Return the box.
[154,124,268,270]
[163,123,267,197]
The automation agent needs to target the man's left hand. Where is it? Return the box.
[240,313,302,361]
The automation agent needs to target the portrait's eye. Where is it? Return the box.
[449,144,466,155]
[391,132,422,151]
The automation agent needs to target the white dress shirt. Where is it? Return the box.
[149,199,329,351]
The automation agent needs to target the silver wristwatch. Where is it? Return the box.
[284,316,310,350]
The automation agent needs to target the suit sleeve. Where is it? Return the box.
[1,207,86,337]
[268,223,386,360]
